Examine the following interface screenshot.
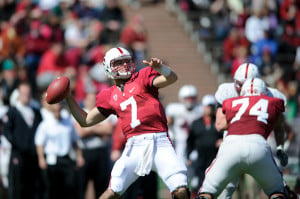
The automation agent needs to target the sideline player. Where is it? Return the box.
[197,78,287,199]
[166,84,203,163]
[64,47,190,199]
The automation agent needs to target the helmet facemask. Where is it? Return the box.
[178,85,198,110]
[234,79,243,93]
[109,57,135,79]
[182,96,197,110]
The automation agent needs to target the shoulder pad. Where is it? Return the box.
[215,83,238,105]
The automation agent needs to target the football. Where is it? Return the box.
[46,76,70,104]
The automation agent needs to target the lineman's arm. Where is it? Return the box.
[215,107,228,132]
[274,113,285,147]
[65,93,106,127]
[283,120,294,150]
[274,113,289,167]
[143,58,178,88]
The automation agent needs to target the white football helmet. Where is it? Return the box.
[103,47,135,79]
[178,85,198,110]
[234,63,260,93]
[240,78,267,96]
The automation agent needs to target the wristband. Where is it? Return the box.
[155,64,171,76]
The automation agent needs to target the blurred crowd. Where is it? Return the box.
[176,0,300,124]
[0,0,148,104]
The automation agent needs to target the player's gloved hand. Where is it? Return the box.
[276,146,288,167]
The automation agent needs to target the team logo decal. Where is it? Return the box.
[113,94,118,101]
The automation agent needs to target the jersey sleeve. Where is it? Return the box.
[222,99,230,114]
[140,67,161,88]
[96,89,116,117]
[275,98,285,113]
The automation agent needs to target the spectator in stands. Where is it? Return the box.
[64,19,89,49]
[120,14,148,68]
[245,7,271,44]
[38,0,61,12]
[24,20,52,93]
[74,0,100,20]
[73,65,94,103]
[251,31,278,73]
[0,24,25,62]
[230,46,250,77]
[0,0,16,22]
[222,28,249,73]
[99,0,125,44]
[209,0,231,41]
[225,0,248,31]
[88,63,111,93]
[48,13,65,43]
[83,20,106,66]
[279,0,300,54]
[36,43,67,91]
[0,59,20,105]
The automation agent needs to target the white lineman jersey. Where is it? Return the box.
[199,134,285,197]
[214,83,287,106]
[165,103,203,162]
[109,132,188,195]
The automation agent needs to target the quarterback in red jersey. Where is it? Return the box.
[65,47,189,199]
[197,78,287,199]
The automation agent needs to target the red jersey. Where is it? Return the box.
[222,95,285,139]
[96,67,168,139]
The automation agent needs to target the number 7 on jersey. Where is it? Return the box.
[120,96,141,128]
